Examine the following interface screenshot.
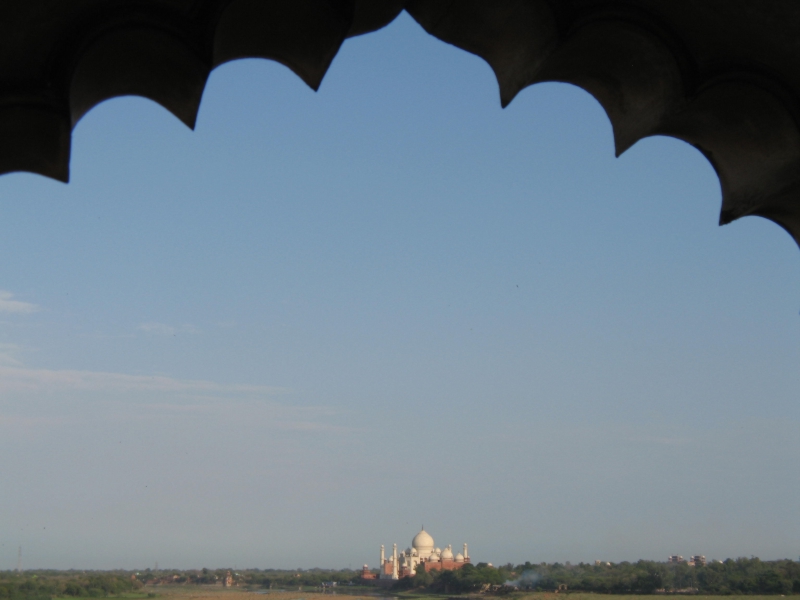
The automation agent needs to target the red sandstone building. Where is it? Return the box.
[364,527,470,581]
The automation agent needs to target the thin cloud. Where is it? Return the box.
[0,366,285,396]
[0,290,38,314]
[0,343,23,366]
[138,322,200,335]
[277,420,353,434]
[627,434,691,446]
[0,367,346,436]
[0,413,72,429]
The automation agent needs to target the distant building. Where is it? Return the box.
[360,565,377,580]
[372,527,471,580]
[222,571,233,587]
[668,555,705,567]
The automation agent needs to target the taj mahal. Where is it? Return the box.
[363,527,471,580]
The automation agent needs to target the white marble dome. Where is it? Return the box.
[441,546,454,560]
[412,528,435,558]
[455,553,465,563]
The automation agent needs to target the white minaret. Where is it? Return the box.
[392,543,399,579]
[463,543,468,560]
[380,544,385,565]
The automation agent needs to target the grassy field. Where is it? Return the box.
[138,587,792,600]
[141,588,376,600]
[505,596,789,600]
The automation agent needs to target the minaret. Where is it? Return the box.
[380,544,385,565]
[464,543,468,560]
[392,543,399,579]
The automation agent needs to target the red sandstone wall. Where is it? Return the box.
[423,560,467,573]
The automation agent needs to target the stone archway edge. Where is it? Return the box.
[3,0,800,245]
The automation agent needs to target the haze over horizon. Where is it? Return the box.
[1,12,799,571]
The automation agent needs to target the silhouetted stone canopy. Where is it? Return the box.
[3,1,800,244]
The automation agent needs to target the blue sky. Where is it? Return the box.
[1,12,799,570]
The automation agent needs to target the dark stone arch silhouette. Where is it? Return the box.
[2,1,800,246]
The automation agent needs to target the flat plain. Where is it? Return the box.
[138,587,788,600]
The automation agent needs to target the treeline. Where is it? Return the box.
[393,558,800,595]
[0,573,140,600]
[393,562,508,593]
[228,568,361,588]
[0,568,364,599]
[506,558,800,595]
[507,558,800,595]
[4,559,800,597]
[130,567,362,588]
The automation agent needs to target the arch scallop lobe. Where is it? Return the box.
[2,0,800,248]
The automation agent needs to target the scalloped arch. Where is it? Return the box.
[2,0,800,246]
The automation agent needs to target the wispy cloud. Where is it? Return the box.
[0,343,23,366]
[628,435,690,446]
[0,366,284,396]
[0,366,348,436]
[138,322,200,335]
[0,290,38,314]
[0,413,72,430]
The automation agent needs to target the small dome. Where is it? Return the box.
[428,553,440,562]
[441,546,454,560]
[435,547,441,553]
[455,553,465,563]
